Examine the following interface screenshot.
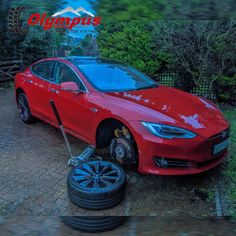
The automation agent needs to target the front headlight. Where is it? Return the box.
[141,122,196,139]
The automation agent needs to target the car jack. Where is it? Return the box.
[68,145,96,166]
[49,100,97,167]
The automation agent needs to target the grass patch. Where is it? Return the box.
[222,107,236,216]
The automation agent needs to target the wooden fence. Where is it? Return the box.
[0,60,23,83]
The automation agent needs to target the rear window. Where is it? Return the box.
[31,61,54,81]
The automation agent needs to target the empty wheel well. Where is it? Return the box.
[96,118,124,149]
[95,118,137,150]
[96,118,139,165]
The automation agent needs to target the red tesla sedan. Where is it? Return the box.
[15,57,230,175]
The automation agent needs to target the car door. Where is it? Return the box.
[49,61,93,143]
[30,61,55,122]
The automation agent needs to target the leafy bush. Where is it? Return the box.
[214,75,236,104]
[97,20,236,103]
[97,21,172,78]
[152,21,236,91]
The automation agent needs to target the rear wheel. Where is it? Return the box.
[17,92,34,124]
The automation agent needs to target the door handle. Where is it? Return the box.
[50,88,59,94]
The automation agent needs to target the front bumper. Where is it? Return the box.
[140,150,228,175]
[129,121,229,175]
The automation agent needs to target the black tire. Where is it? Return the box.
[17,92,34,124]
[67,160,126,210]
[62,216,126,233]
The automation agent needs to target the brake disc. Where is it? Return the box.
[110,137,136,165]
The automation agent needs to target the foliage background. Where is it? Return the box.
[96,20,236,103]
[0,0,235,102]
[95,0,236,20]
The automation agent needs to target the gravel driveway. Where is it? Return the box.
[0,85,225,216]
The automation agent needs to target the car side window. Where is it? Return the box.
[31,61,54,81]
[55,62,85,90]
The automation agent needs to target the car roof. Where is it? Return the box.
[63,56,115,65]
[64,56,98,61]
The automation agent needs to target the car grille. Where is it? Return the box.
[154,157,190,169]
[154,149,228,170]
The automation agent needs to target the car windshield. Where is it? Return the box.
[75,63,158,92]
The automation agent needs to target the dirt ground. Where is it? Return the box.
[0,86,228,216]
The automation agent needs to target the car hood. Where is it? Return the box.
[105,86,229,138]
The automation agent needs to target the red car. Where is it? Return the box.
[15,57,230,175]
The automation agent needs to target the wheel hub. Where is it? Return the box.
[114,145,127,159]
[72,161,121,189]
[18,94,30,121]
[110,137,135,165]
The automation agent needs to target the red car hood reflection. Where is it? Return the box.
[106,86,229,138]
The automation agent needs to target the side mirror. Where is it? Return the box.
[60,82,79,92]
